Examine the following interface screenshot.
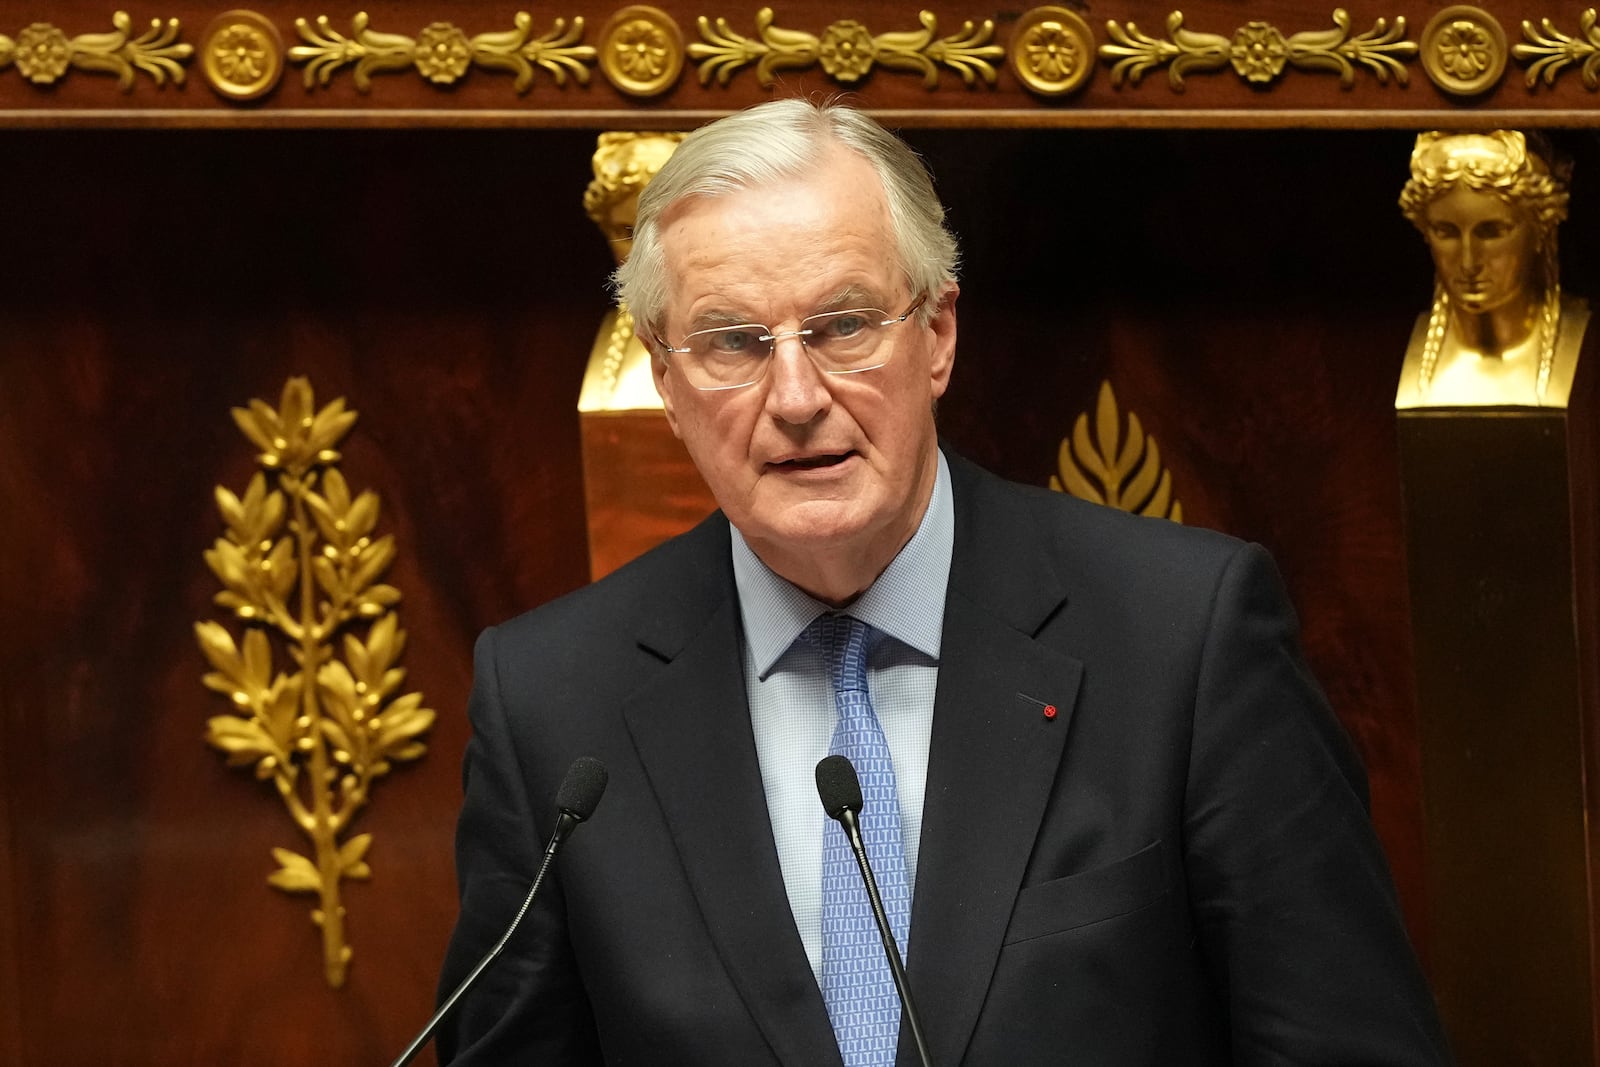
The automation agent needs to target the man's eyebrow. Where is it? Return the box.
[684,308,765,333]
[813,285,884,312]
[681,285,889,334]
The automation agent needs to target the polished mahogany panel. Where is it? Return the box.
[0,127,604,1066]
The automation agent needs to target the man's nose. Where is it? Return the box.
[763,335,830,424]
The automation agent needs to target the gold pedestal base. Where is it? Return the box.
[579,409,716,581]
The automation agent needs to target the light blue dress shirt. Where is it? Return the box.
[731,451,953,980]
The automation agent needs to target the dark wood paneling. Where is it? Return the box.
[10,122,1588,1063]
[0,128,604,1066]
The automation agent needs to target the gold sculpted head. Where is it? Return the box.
[1400,131,1568,313]
[579,131,687,413]
[584,131,687,266]
[1396,131,1583,407]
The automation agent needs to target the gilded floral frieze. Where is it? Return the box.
[1100,9,1415,91]
[6,5,1600,110]
[0,10,191,89]
[289,11,596,92]
[1516,8,1600,90]
[690,7,1003,89]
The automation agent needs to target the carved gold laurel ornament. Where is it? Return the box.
[1419,5,1506,96]
[1516,8,1600,90]
[1051,381,1183,522]
[598,4,684,96]
[1010,6,1095,97]
[199,9,284,100]
[690,7,1004,88]
[0,10,192,89]
[197,377,434,989]
[1101,8,1415,91]
[289,10,596,91]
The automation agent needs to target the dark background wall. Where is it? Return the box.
[6,124,1597,1064]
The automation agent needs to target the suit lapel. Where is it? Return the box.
[620,522,841,1067]
[906,455,1083,1067]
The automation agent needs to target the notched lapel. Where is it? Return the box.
[908,600,1082,1067]
[906,453,1084,1067]
[622,596,842,1067]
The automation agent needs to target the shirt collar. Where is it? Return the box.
[732,450,953,679]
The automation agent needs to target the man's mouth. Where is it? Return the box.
[773,452,854,471]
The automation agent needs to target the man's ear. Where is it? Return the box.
[927,283,959,401]
[646,334,684,438]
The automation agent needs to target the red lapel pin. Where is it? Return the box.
[1020,694,1058,720]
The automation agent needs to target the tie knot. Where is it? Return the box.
[804,614,874,694]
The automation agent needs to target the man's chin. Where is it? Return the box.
[748,505,869,548]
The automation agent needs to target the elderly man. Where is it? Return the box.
[437,100,1448,1066]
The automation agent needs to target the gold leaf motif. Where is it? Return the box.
[1050,381,1184,523]
[198,376,433,989]
[0,11,192,89]
[1101,8,1414,91]
[688,6,1001,89]
[268,848,322,893]
[289,10,595,92]
[1514,9,1600,90]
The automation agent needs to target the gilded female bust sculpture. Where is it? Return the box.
[1396,130,1588,408]
[578,131,686,413]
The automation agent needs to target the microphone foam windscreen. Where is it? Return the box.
[815,755,864,820]
[556,756,609,820]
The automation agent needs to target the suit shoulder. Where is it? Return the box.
[956,455,1247,579]
[486,510,730,653]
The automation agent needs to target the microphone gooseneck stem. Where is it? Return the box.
[389,810,581,1067]
[837,808,934,1067]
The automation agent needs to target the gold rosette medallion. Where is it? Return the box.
[1010,6,1095,96]
[200,9,284,100]
[599,5,683,96]
[1421,5,1506,96]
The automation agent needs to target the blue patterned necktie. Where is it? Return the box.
[806,614,912,1067]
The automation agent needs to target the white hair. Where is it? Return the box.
[613,98,959,335]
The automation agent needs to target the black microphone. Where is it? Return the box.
[390,756,609,1067]
[815,754,934,1067]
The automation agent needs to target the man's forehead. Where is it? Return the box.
[657,160,899,325]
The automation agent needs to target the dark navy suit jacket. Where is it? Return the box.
[437,450,1448,1066]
